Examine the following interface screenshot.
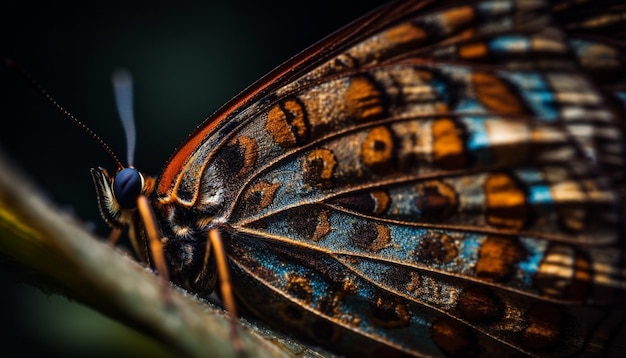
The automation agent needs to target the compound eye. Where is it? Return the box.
[113,168,143,209]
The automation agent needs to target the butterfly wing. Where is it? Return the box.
[157,0,626,356]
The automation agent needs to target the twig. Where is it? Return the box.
[0,150,325,357]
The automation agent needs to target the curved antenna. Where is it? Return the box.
[6,59,125,170]
[112,69,136,167]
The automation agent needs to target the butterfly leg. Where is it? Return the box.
[209,228,244,355]
[107,226,122,246]
[137,195,171,301]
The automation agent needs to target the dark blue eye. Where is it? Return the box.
[113,168,142,209]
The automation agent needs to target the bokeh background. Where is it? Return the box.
[0,0,383,356]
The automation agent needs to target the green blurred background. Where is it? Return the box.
[0,0,383,356]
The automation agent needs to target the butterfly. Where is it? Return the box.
[17,0,626,356]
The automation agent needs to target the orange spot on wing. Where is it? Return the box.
[485,173,528,230]
[432,118,468,169]
[443,6,476,29]
[361,126,394,171]
[384,22,426,45]
[459,42,488,59]
[266,99,309,148]
[472,72,526,115]
[344,76,385,121]
[476,236,527,282]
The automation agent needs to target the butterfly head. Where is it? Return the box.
[91,162,218,293]
[112,167,144,209]
[90,166,156,229]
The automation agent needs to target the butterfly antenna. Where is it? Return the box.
[112,69,136,168]
[6,58,125,170]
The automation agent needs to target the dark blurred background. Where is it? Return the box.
[0,0,383,356]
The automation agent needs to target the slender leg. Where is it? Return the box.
[209,228,244,355]
[108,226,122,246]
[137,195,170,301]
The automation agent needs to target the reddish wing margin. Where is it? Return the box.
[156,0,436,195]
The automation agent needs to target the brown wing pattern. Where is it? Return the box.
[157,1,626,356]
